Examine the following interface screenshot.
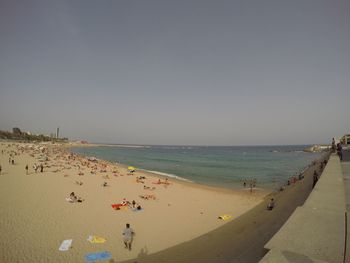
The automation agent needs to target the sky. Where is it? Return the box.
[0,0,349,146]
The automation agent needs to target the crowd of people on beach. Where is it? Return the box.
[0,137,346,255]
[0,142,174,252]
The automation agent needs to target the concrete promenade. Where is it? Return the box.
[341,150,350,262]
[261,152,349,262]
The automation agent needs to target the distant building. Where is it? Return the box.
[341,134,350,145]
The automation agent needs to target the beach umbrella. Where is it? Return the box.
[128,166,135,171]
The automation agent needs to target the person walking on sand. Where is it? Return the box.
[122,223,135,251]
[25,164,28,175]
[0,164,2,175]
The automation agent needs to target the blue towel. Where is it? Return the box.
[85,251,111,262]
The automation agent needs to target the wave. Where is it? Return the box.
[270,150,305,153]
[104,144,151,148]
[140,169,193,183]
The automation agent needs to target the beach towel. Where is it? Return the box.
[85,251,111,262]
[87,235,106,244]
[218,215,232,221]
[59,239,72,251]
[111,204,128,210]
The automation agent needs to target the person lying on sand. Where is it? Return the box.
[75,181,83,186]
[121,198,130,206]
[136,177,145,184]
[143,185,156,190]
[139,194,156,200]
[67,192,84,203]
[103,182,108,187]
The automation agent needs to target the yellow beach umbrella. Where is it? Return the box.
[128,166,135,171]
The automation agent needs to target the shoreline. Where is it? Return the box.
[65,145,271,197]
[119,151,331,263]
[68,142,320,192]
[0,141,268,262]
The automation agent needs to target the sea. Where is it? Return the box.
[70,145,323,190]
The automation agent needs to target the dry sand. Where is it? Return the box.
[0,142,267,263]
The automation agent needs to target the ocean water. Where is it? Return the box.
[70,145,323,190]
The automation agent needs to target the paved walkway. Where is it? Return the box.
[341,149,350,262]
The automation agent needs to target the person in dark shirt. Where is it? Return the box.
[337,143,343,161]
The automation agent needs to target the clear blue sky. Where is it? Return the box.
[1,0,349,145]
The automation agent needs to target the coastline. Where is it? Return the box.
[68,142,320,191]
[66,142,272,196]
[119,151,330,263]
[0,141,268,263]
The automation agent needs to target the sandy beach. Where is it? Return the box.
[0,141,268,263]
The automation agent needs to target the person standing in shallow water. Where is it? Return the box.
[122,223,135,251]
